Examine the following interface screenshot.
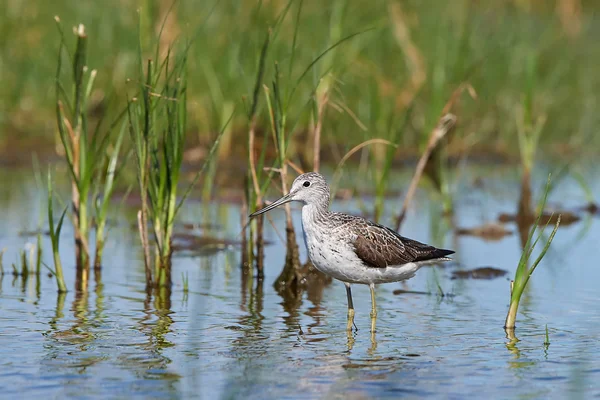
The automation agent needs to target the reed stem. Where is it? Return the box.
[47,170,68,293]
[504,176,560,329]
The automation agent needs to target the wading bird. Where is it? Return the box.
[250,172,454,332]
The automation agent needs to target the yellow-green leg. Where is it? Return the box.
[369,283,377,333]
[345,282,357,332]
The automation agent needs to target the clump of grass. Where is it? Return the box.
[128,18,227,290]
[127,39,185,288]
[47,171,68,293]
[54,19,127,287]
[544,324,550,348]
[504,176,560,330]
[6,241,43,281]
[128,52,186,289]
[54,20,94,273]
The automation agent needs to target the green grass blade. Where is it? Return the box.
[287,0,304,91]
[56,206,68,238]
[249,29,271,119]
[98,120,126,219]
[528,215,561,277]
[47,170,55,241]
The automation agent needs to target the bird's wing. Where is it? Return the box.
[351,220,453,268]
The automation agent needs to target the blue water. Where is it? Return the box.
[0,165,599,399]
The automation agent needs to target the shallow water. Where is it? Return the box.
[1,165,599,399]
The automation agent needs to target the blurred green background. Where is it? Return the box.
[1,0,598,164]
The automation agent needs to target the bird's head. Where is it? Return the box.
[249,172,330,217]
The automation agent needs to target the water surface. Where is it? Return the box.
[1,165,599,399]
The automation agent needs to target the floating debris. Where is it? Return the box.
[456,222,512,241]
[176,222,221,231]
[393,289,436,296]
[498,210,580,226]
[171,232,244,256]
[18,229,51,237]
[451,267,508,280]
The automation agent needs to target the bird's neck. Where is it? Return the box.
[301,202,329,224]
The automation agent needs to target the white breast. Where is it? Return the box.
[301,206,355,280]
[300,205,425,285]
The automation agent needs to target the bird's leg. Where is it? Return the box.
[369,283,377,333]
[345,282,357,332]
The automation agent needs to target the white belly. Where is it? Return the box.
[301,208,423,285]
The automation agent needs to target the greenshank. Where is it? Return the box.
[250,172,454,332]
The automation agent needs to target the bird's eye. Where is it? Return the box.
[303,181,310,187]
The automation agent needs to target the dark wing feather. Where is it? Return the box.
[351,219,454,268]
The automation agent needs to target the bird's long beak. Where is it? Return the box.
[248,192,294,218]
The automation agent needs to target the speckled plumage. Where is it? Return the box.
[249,172,454,331]
[300,195,453,285]
[251,172,453,285]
